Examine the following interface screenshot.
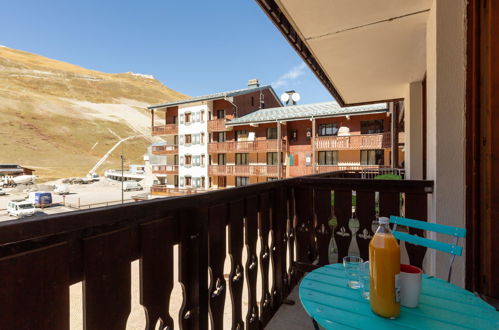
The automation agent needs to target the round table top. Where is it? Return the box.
[299,263,499,329]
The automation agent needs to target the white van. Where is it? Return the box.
[54,184,70,195]
[7,200,36,217]
[123,181,143,192]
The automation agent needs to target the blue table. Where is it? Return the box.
[299,264,499,329]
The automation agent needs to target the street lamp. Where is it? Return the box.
[121,155,124,204]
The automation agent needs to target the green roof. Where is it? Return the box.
[226,101,388,125]
[148,85,281,109]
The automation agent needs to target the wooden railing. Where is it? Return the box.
[0,173,432,329]
[151,185,205,195]
[207,119,230,131]
[208,140,286,153]
[152,165,178,174]
[315,132,391,150]
[152,124,178,136]
[151,145,178,155]
[208,165,284,177]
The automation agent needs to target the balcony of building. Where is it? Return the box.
[208,139,286,153]
[151,144,178,155]
[0,170,434,329]
[315,132,391,150]
[152,124,178,136]
[152,165,179,175]
[208,118,231,132]
[208,164,285,177]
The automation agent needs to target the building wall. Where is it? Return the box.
[425,0,466,286]
[178,103,209,189]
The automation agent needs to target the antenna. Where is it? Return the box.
[282,90,301,106]
[280,93,290,103]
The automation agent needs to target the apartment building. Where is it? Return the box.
[209,101,402,188]
[148,80,282,195]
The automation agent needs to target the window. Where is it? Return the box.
[200,111,205,122]
[217,132,226,142]
[318,151,338,165]
[174,155,179,165]
[174,175,179,187]
[251,96,255,106]
[236,176,249,187]
[361,150,384,165]
[195,112,200,122]
[193,155,200,166]
[306,128,312,139]
[267,177,279,182]
[179,156,184,166]
[218,153,226,165]
[201,176,205,187]
[174,135,178,145]
[236,153,249,165]
[179,176,184,187]
[318,123,339,136]
[267,152,279,165]
[361,120,384,134]
[201,132,205,144]
[185,176,192,186]
[201,154,205,167]
[173,115,178,124]
[216,109,225,119]
[185,134,192,144]
[185,155,192,166]
[179,114,184,124]
[218,176,227,188]
[179,135,184,145]
[267,127,278,139]
[192,134,199,144]
[184,112,191,123]
[290,129,297,141]
[236,130,249,141]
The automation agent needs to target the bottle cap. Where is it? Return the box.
[379,217,390,224]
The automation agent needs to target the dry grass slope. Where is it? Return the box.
[0,46,186,181]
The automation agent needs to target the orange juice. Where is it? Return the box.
[369,217,400,318]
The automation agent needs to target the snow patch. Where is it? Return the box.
[127,72,155,80]
[0,45,7,48]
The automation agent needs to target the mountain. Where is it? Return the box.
[0,45,186,181]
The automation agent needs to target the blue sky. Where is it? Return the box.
[0,0,332,104]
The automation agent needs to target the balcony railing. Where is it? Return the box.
[208,164,285,177]
[0,172,433,329]
[315,132,391,150]
[151,145,178,155]
[151,185,205,195]
[208,139,286,153]
[208,119,230,131]
[152,124,178,136]
[152,165,178,174]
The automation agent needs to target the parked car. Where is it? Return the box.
[28,192,53,207]
[7,200,36,217]
[123,181,143,192]
[0,188,6,195]
[54,184,70,195]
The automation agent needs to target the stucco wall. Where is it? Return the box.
[404,81,424,179]
[425,0,466,286]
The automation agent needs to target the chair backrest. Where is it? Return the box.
[390,216,466,282]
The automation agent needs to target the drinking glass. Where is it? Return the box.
[359,261,370,300]
[343,256,364,289]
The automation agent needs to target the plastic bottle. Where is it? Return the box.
[369,217,401,318]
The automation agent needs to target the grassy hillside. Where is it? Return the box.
[0,46,186,181]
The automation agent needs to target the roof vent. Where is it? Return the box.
[248,79,260,88]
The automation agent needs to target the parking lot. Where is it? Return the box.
[0,179,148,221]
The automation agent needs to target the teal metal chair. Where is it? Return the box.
[390,216,466,282]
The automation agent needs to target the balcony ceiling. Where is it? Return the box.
[264,0,432,105]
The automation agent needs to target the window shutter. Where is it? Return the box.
[179,135,184,145]
[180,156,184,165]
[180,114,184,124]
[180,177,184,187]
[196,112,200,122]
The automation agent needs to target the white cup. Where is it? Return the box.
[400,264,423,308]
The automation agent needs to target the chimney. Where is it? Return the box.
[248,79,260,88]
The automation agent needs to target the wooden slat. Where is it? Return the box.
[355,189,376,261]
[83,229,132,330]
[0,243,69,330]
[314,188,332,266]
[208,204,227,330]
[333,189,353,262]
[140,218,177,330]
[228,199,245,330]
[379,191,401,219]
[404,192,428,268]
[270,187,288,311]
[258,192,272,326]
[179,208,209,330]
[294,186,315,269]
[287,187,297,287]
[245,195,260,330]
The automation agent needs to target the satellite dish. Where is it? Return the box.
[280,93,290,103]
[291,92,301,102]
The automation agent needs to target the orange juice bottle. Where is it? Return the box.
[369,217,400,318]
